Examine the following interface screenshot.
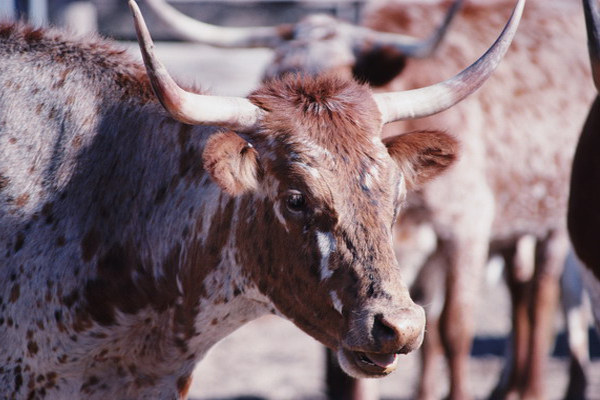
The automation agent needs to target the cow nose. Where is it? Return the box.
[372,307,425,354]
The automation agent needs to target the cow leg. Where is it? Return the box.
[490,236,535,400]
[561,252,589,400]
[521,231,569,400]
[417,313,444,400]
[325,348,379,400]
[438,235,489,400]
[412,251,447,400]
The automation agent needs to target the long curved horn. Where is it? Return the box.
[583,0,600,91]
[374,0,525,124]
[354,0,463,59]
[129,0,263,131]
[143,0,283,48]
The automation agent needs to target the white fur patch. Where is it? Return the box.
[273,201,289,232]
[297,162,321,179]
[316,231,335,280]
[330,290,343,315]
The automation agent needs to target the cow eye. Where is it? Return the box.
[286,193,306,213]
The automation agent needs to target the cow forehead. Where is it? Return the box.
[249,74,383,144]
[249,74,385,164]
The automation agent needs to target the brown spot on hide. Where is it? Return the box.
[15,194,30,207]
[56,235,66,247]
[154,185,167,205]
[72,134,83,149]
[14,366,23,392]
[9,284,20,303]
[61,289,78,308]
[52,68,70,89]
[0,175,9,191]
[27,341,39,356]
[14,232,25,252]
[80,375,99,393]
[45,372,57,388]
[84,242,180,326]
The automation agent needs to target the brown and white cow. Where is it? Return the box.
[146,1,594,399]
[0,0,523,397]
[364,1,595,399]
[568,0,600,334]
[142,0,463,86]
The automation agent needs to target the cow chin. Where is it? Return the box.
[336,347,399,379]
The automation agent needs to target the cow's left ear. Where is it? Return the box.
[203,130,261,196]
[383,130,459,190]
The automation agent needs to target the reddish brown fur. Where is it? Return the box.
[203,131,261,195]
[384,131,459,190]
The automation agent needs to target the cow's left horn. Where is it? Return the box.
[374,0,525,124]
[583,0,600,91]
[129,0,263,131]
[353,0,463,59]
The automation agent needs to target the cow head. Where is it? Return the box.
[129,0,524,377]
[143,0,463,86]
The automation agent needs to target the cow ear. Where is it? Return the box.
[352,47,407,87]
[383,130,459,190]
[203,131,261,196]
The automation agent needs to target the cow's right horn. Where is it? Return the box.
[583,0,600,91]
[143,0,284,48]
[374,0,525,124]
[130,0,263,131]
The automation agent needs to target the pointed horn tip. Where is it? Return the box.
[128,0,139,14]
[129,0,146,29]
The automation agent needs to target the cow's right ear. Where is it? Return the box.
[203,131,261,196]
[383,130,459,190]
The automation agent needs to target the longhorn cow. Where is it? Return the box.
[0,0,522,398]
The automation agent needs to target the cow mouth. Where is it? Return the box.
[337,348,399,377]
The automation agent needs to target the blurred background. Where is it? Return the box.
[1,1,600,399]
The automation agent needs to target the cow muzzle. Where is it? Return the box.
[337,305,425,378]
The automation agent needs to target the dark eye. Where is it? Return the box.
[286,193,306,212]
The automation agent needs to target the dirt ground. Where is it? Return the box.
[121,41,600,400]
[187,282,600,400]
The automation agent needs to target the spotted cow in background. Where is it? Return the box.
[143,0,463,86]
[363,1,595,399]
[0,0,523,397]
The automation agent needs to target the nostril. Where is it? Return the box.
[372,313,398,342]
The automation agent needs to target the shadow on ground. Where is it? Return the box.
[472,328,600,359]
